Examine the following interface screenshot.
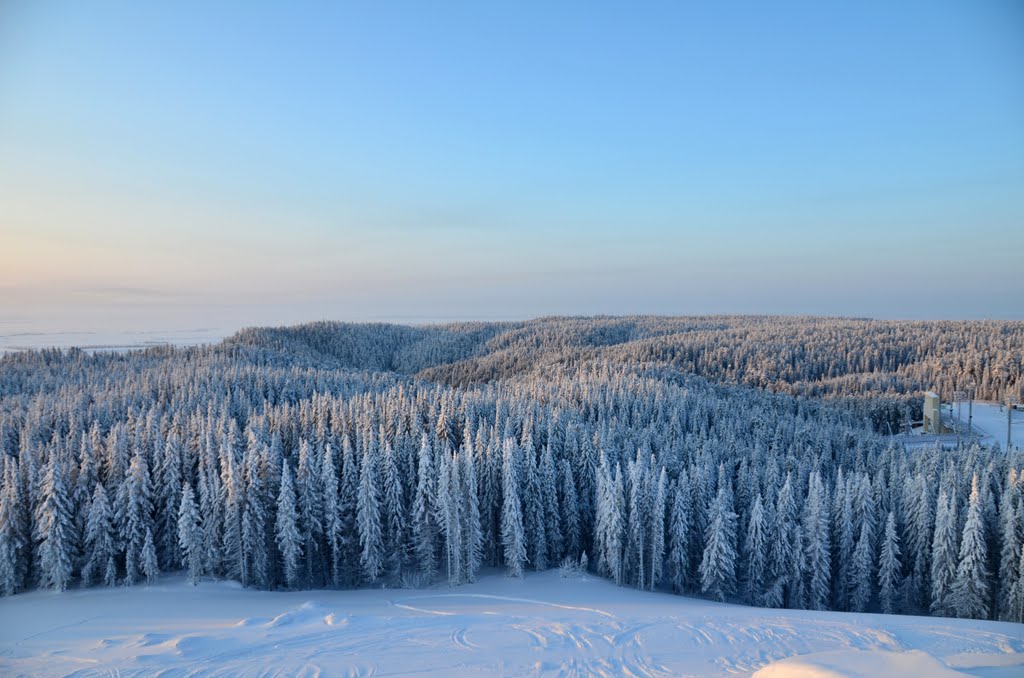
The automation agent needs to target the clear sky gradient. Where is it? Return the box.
[1,1,1022,334]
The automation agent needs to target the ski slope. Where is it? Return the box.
[1,571,1021,677]
[961,402,1024,452]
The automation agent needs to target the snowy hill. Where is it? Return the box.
[1,571,1021,677]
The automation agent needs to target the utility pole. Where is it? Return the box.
[1009,395,1019,451]
[968,386,974,436]
[954,389,966,448]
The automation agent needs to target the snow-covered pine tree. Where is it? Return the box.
[700,467,738,602]
[141,527,158,584]
[743,493,767,605]
[878,511,901,614]
[930,488,958,616]
[461,440,483,582]
[667,474,691,593]
[903,474,933,612]
[382,441,410,579]
[595,454,625,585]
[296,439,323,586]
[767,473,797,608]
[1007,543,1024,623]
[803,471,832,611]
[177,482,204,585]
[338,436,361,585]
[82,482,117,587]
[118,447,155,586]
[501,438,526,578]
[559,458,581,559]
[832,474,855,610]
[35,453,75,592]
[240,440,269,588]
[627,452,649,589]
[522,445,547,571]
[435,450,463,585]
[72,435,96,574]
[413,433,437,580]
[541,445,563,565]
[997,470,1021,620]
[155,431,183,570]
[357,445,384,583]
[649,466,667,591]
[320,442,343,587]
[0,463,25,595]
[849,521,873,612]
[274,465,302,590]
[950,475,990,619]
[218,433,244,583]
[197,430,224,578]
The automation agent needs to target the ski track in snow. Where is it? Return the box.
[1,571,1022,677]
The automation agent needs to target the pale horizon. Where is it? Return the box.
[2,1,1023,334]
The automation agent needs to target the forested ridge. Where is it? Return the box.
[228,316,1024,401]
[1,316,1023,623]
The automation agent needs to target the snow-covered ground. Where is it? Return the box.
[956,402,1024,452]
[0,329,226,355]
[1,571,1021,677]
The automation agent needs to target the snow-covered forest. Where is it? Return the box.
[1,316,1023,624]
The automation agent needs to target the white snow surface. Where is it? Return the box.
[0,328,225,355]
[958,402,1024,452]
[1,571,1022,677]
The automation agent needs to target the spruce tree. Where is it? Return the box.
[700,472,738,602]
[274,465,302,590]
[357,446,384,583]
[320,443,343,587]
[141,527,159,584]
[878,511,901,614]
[413,433,437,579]
[382,442,410,579]
[997,471,1022,620]
[559,459,581,559]
[241,446,268,588]
[461,442,483,582]
[768,473,797,608]
[500,439,526,578]
[849,522,873,612]
[36,455,75,592]
[82,482,117,587]
[338,436,361,585]
[667,476,691,593]
[950,476,990,619]
[649,467,667,591]
[0,464,25,595]
[930,489,958,616]
[541,446,563,564]
[177,482,204,586]
[803,471,832,611]
[743,494,767,605]
[1007,543,1024,623]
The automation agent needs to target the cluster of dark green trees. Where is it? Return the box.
[1,317,1022,623]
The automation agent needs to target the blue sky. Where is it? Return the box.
[1,1,1022,333]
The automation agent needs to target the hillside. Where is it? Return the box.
[2,570,1021,677]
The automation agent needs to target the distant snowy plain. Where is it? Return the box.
[2,571,1021,677]
[0,329,225,355]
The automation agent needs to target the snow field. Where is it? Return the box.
[1,570,1021,677]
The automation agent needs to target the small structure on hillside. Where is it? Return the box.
[923,391,948,434]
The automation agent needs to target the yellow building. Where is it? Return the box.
[923,391,947,434]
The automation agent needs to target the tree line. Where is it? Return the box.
[0,319,1022,624]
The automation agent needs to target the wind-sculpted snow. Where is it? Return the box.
[1,571,1021,677]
